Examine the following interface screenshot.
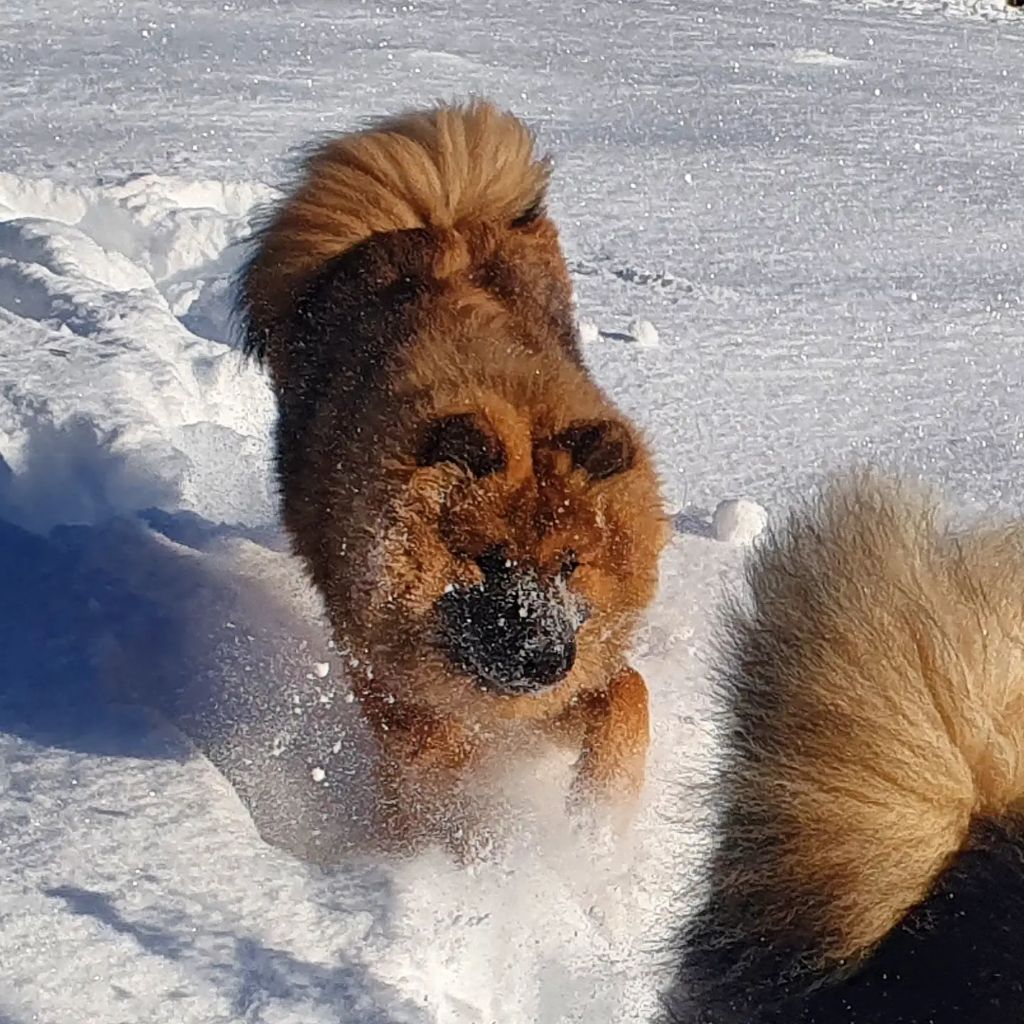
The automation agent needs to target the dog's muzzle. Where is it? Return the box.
[435,551,589,695]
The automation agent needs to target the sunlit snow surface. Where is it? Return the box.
[0,1,1022,1021]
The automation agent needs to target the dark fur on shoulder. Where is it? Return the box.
[663,470,1024,1022]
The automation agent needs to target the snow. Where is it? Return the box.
[578,318,601,345]
[711,498,769,546]
[1,0,1022,1022]
[628,318,661,349]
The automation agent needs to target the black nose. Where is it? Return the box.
[435,563,586,695]
[476,545,511,577]
[522,637,576,687]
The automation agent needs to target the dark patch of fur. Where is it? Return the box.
[664,817,1024,1023]
[470,242,582,366]
[267,228,434,485]
[549,420,636,480]
[417,414,507,478]
[510,199,545,228]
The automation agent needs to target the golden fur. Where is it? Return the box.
[236,99,668,857]
[663,469,1024,1022]
[709,469,1024,962]
[243,100,549,314]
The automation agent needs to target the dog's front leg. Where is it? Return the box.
[566,665,650,818]
[370,708,492,860]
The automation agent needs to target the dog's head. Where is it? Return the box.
[361,392,667,703]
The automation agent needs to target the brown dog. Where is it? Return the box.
[663,471,1024,1023]
[237,99,667,858]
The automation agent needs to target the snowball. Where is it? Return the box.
[629,318,660,349]
[712,498,768,545]
[578,319,600,344]
[310,767,326,783]
[313,661,330,678]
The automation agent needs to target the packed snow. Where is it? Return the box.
[628,318,661,350]
[1,1,1021,1022]
[710,498,769,546]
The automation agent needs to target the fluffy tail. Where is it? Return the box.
[236,98,560,378]
[664,470,1024,1024]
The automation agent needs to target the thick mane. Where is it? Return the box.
[236,99,551,366]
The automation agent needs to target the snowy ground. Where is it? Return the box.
[1,1,1021,1022]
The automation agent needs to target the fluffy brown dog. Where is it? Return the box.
[237,99,667,857]
[663,470,1024,1023]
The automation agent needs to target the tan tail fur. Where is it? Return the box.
[238,99,565,381]
[664,468,1024,1023]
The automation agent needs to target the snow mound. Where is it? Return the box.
[629,318,660,350]
[578,318,601,345]
[0,172,276,531]
[712,498,769,545]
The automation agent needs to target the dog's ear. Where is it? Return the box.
[549,420,636,480]
[417,413,507,478]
